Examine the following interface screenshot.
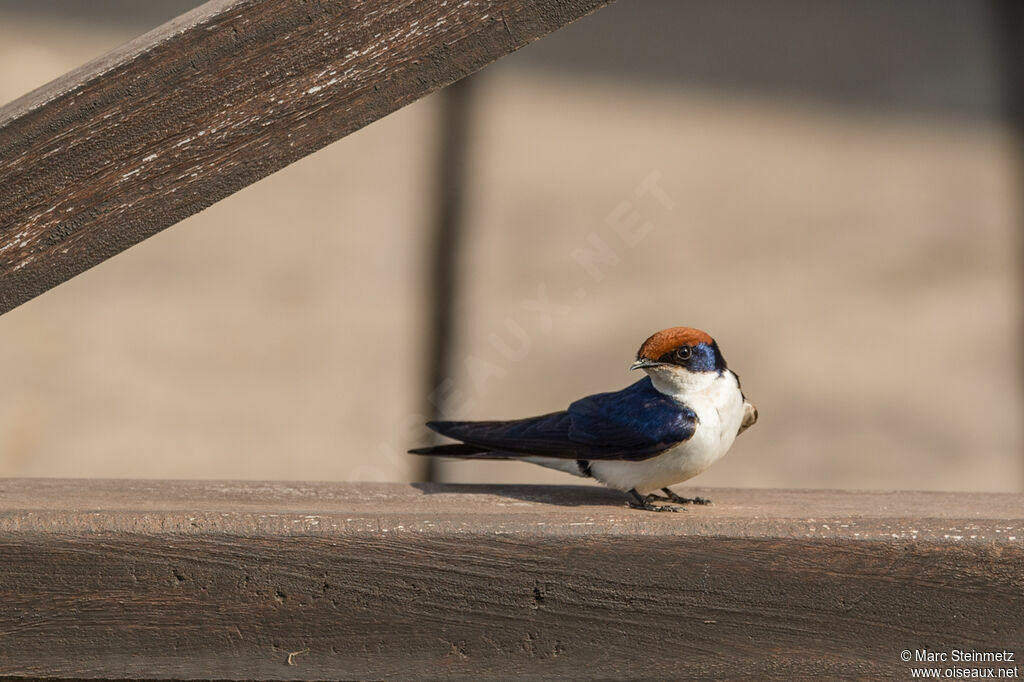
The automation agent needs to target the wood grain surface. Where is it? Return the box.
[0,0,611,315]
[0,479,1021,680]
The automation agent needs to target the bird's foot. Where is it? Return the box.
[649,488,711,505]
[627,489,683,512]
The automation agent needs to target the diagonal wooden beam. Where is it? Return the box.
[0,0,612,315]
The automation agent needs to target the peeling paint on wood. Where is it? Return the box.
[0,0,612,314]
[0,480,1021,679]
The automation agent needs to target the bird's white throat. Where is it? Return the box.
[645,365,718,397]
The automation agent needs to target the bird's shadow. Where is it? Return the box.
[410,482,629,508]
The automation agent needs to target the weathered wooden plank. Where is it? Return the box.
[0,0,611,315]
[0,480,1021,680]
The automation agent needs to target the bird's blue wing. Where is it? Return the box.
[426,378,696,461]
[565,377,697,460]
[426,411,583,457]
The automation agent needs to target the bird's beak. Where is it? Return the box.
[630,358,663,371]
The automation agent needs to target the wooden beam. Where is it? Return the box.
[1,479,1021,680]
[0,0,611,315]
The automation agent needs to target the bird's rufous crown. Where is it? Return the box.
[637,327,714,360]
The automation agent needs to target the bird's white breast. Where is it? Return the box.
[589,370,745,493]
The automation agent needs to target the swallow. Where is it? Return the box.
[409,327,757,511]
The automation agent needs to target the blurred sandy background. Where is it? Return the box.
[0,1,1020,491]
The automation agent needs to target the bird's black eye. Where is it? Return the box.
[675,346,692,362]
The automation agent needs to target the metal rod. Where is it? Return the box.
[419,76,475,483]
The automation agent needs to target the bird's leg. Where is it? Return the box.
[627,489,682,512]
[648,488,711,505]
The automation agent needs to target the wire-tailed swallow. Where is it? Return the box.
[410,327,757,511]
